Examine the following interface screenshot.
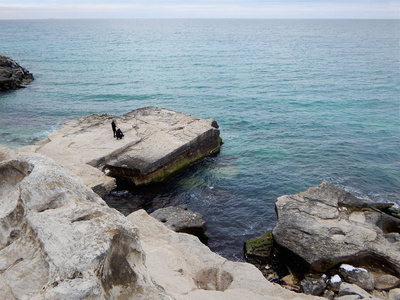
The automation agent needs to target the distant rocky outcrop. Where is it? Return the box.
[0,56,33,91]
[19,107,222,197]
[0,153,320,300]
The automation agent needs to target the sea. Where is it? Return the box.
[0,19,399,261]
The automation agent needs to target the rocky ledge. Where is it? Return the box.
[19,107,222,197]
[0,56,34,91]
[245,182,400,299]
[0,154,320,300]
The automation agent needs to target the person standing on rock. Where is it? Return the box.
[111,120,117,138]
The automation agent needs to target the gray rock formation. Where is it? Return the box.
[300,275,327,296]
[0,153,321,300]
[338,282,375,299]
[0,154,171,299]
[375,275,400,291]
[273,182,400,275]
[150,204,208,243]
[0,56,33,90]
[339,264,376,291]
[19,107,221,197]
[388,289,400,300]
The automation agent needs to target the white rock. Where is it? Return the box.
[127,209,320,300]
[0,154,171,299]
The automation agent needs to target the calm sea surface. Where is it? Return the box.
[0,19,399,260]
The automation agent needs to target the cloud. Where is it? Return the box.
[0,1,399,19]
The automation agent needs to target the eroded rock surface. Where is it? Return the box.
[127,210,321,300]
[0,154,323,300]
[0,56,33,91]
[19,107,221,197]
[0,154,171,299]
[273,182,400,274]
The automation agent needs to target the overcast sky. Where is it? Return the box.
[0,0,399,19]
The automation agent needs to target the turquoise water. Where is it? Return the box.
[1,19,399,260]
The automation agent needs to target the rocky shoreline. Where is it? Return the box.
[0,151,319,300]
[244,182,400,299]
[0,56,34,91]
[1,106,399,299]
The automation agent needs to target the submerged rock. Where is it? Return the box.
[19,107,222,197]
[0,55,33,90]
[273,182,400,275]
[150,204,208,243]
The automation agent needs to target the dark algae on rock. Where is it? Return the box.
[0,56,34,91]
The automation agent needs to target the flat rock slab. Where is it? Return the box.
[0,55,34,91]
[19,107,221,197]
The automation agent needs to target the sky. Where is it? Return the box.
[0,0,399,19]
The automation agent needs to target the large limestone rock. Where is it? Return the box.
[273,182,400,274]
[0,154,171,299]
[127,210,321,300]
[0,55,33,91]
[19,107,221,197]
[0,154,321,299]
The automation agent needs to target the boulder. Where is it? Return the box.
[300,275,327,296]
[244,230,274,265]
[0,154,171,299]
[19,107,221,197]
[150,204,208,243]
[0,55,33,90]
[389,289,400,300]
[339,264,375,291]
[338,282,374,299]
[273,182,400,274]
[323,290,335,300]
[127,209,321,300]
[375,275,400,290]
[328,274,342,292]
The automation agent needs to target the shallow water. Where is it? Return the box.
[1,19,399,260]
